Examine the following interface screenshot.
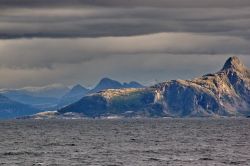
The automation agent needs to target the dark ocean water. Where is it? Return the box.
[0,118,250,166]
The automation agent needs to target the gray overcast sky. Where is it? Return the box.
[0,0,250,88]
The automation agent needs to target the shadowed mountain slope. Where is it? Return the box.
[57,84,89,108]
[59,57,250,117]
[0,94,41,119]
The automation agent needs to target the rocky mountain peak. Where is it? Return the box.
[89,78,123,93]
[97,78,122,86]
[71,84,88,92]
[222,56,247,73]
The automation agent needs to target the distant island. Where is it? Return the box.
[22,56,250,119]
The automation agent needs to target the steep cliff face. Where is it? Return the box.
[154,56,250,117]
[59,57,250,117]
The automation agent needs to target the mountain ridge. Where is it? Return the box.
[57,84,89,108]
[89,78,144,94]
[0,94,41,119]
[58,79,144,108]
[58,56,250,118]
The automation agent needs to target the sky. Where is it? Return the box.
[0,0,250,88]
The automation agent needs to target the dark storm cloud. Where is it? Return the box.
[1,0,250,8]
[1,7,250,39]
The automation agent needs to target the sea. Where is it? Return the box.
[0,118,250,166]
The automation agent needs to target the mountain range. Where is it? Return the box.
[0,79,144,118]
[58,78,144,108]
[0,84,69,111]
[58,57,250,118]
[0,94,40,119]
[1,57,250,119]
[89,78,144,93]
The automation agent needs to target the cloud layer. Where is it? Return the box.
[1,7,250,39]
[0,33,250,69]
[1,0,250,8]
[0,1,250,88]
